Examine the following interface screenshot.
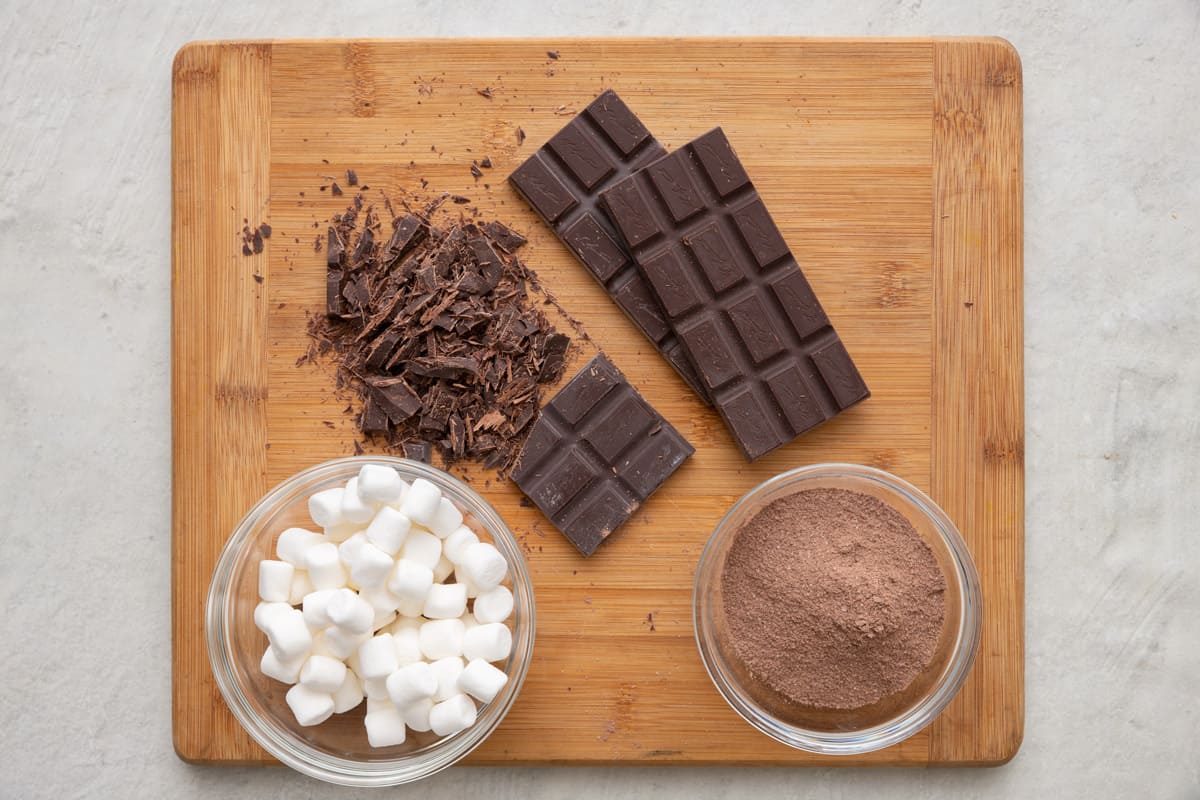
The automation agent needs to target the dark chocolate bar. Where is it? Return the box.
[508,91,712,403]
[600,128,869,461]
[510,354,694,556]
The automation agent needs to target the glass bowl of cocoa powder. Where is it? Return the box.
[693,463,981,755]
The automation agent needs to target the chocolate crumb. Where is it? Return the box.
[547,50,559,60]
[242,244,253,256]
[470,164,483,181]
[476,87,494,99]
[253,274,263,283]
[516,128,526,145]
[480,156,493,169]
[331,182,344,196]
[346,169,358,186]
[259,223,272,239]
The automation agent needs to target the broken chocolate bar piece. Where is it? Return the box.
[510,354,693,556]
[600,128,869,461]
[508,90,711,404]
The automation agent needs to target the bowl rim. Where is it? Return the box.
[205,455,534,786]
[692,462,982,755]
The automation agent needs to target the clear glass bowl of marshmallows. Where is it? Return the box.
[206,456,534,786]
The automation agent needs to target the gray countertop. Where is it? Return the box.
[2,1,1197,797]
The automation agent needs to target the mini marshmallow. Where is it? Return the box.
[254,601,292,634]
[387,559,434,605]
[288,570,314,605]
[392,626,423,665]
[264,608,313,661]
[463,578,482,599]
[309,630,337,658]
[327,590,374,634]
[400,697,434,732]
[400,478,442,526]
[463,622,512,663]
[340,477,378,524]
[332,670,363,713]
[460,612,479,633]
[349,541,394,588]
[286,684,335,727]
[458,658,509,704]
[323,625,371,660]
[258,560,295,602]
[433,555,455,583]
[401,529,442,570]
[429,694,477,737]
[366,696,394,715]
[322,521,359,543]
[302,588,350,630]
[430,656,465,702]
[459,542,507,590]
[386,661,438,706]
[371,609,397,633]
[365,505,411,555]
[362,676,390,700]
[473,585,514,624]
[422,582,467,619]
[276,527,323,566]
[357,464,406,504]
[337,532,368,566]
[307,488,345,529]
[261,647,305,684]
[428,497,464,538]
[390,616,422,634]
[304,542,347,590]
[357,634,399,679]
[419,618,465,661]
[299,654,347,693]
[364,706,407,747]
[360,584,402,615]
[442,526,479,565]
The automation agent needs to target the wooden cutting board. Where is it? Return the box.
[172,37,1023,766]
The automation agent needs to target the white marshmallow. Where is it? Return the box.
[362,676,390,700]
[364,706,407,747]
[458,658,509,704]
[254,601,293,634]
[459,542,507,590]
[276,527,324,566]
[364,505,411,555]
[322,521,359,543]
[463,578,482,599]
[443,526,479,565]
[429,497,464,538]
[430,656,466,702]
[337,532,368,566]
[326,590,374,634]
[419,618,465,660]
[429,694,476,736]
[460,612,479,633]
[400,697,434,732]
[264,608,313,661]
[341,477,378,524]
[371,608,397,633]
[357,634,400,679]
[401,528,442,570]
[350,542,394,588]
[307,488,345,528]
[286,684,335,727]
[433,555,455,583]
[288,570,314,605]
[299,654,347,693]
[390,616,422,634]
[323,625,371,660]
[332,669,363,713]
[400,478,442,526]
[346,648,363,677]
[366,696,393,715]
[304,542,347,590]
[392,626,423,665]
[302,588,349,629]
[360,584,402,615]
[473,585,514,624]
[422,582,467,619]
[357,464,406,504]
[258,560,295,602]
[387,559,434,606]
[386,661,438,706]
[309,630,337,658]
[261,646,305,684]
[463,622,512,663]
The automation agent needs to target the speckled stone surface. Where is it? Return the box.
[1,1,1197,797]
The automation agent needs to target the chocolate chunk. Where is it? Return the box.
[509,90,711,404]
[403,441,433,463]
[368,377,422,423]
[599,128,869,461]
[360,396,390,435]
[537,333,571,383]
[510,354,693,556]
[405,355,480,379]
[326,269,348,317]
[481,220,527,253]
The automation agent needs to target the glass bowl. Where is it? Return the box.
[693,463,981,755]
[206,456,534,786]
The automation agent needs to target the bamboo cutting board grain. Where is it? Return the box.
[172,38,1023,766]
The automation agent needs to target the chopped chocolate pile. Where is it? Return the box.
[240,221,272,256]
[307,192,573,470]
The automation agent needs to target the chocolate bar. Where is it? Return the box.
[508,91,712,403]
[510,354,694,556]
[600,128,869,461]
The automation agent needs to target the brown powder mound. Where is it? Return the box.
[720,487,946,710]
[304,191,577,471]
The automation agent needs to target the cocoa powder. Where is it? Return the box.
[719,487,946,710]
